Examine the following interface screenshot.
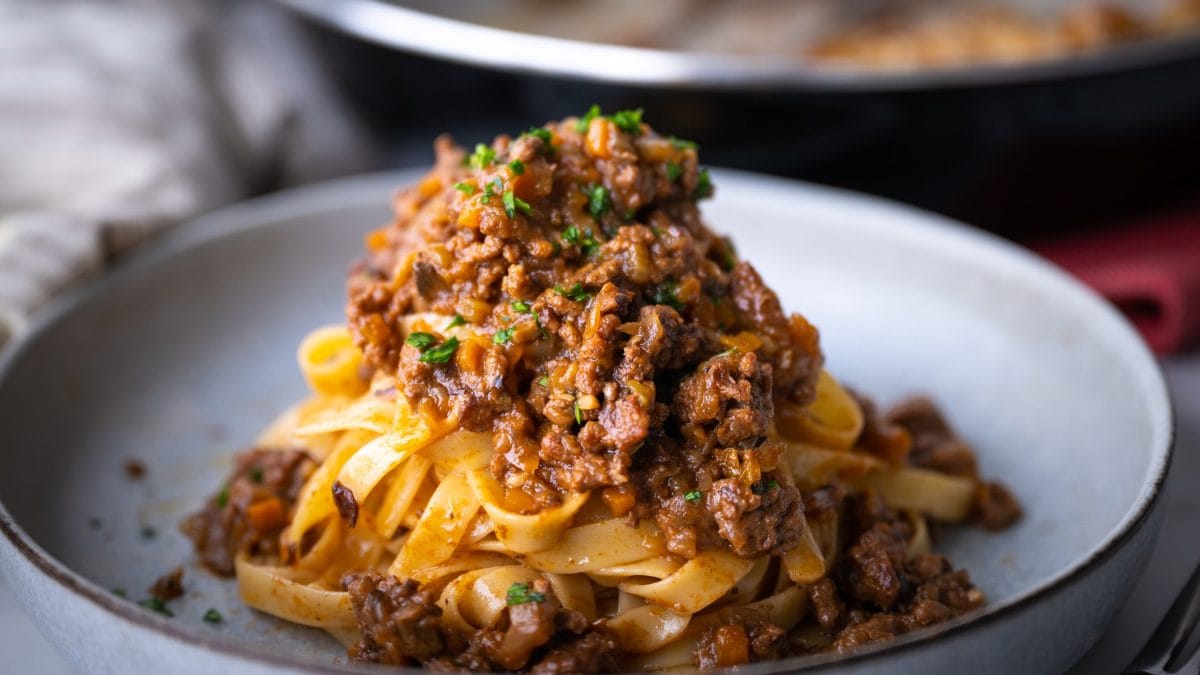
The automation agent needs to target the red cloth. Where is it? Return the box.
[1034,211,1200,355]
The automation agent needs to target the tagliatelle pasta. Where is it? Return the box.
[182,110,1021,673]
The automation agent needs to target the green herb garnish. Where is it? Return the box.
[553,283,591,302]
[669,136,698,151]
[493,327,516,345]
[469,143,496,170]
[481,177,503,204]
[453,181,477,196]
[574,400,584,425]
[445,314,467,330]
[538,376,550,387]
[203,608,223,624]
[216,485,229,508]
[652,281,683,310]
[666,162,682,182]
[751,479,779,496]
[511,300,532,313]
[609,108,644,135]
[586,184,610,219]
[562,225,599,256]
[506,581,546,606]
[575,104,601,132]
[419,337,460,364]
[249,467,264,484]
[503,190,533,218]
[508,159,525,175]
[693,168,713,200]
[406,332,437,350]
[523,127,553,145]
[684,490,703,503]
[138,597,175,618]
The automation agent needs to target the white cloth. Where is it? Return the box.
[0,0,373,344]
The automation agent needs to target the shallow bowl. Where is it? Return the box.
[0,170,1172,674]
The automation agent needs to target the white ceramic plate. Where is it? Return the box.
[0,170,1172,674]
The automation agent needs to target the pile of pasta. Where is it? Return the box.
[238,321,979,668]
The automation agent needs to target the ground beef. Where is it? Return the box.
[673,350,773,449]
[180,447,316,576]
[472,579,560,671]
[792,492,988,654]
[728,263,823,406]
[706,476,806,557]
[975,480,1022,530]
[344,574,448,665]
[809,577,844,631]
[886,396,1021,530]
[342,114,824,527]
[886,396,978,478]
[148,567,184,601]
[852,392,912,465]
[693,611,788,669]
[529,632,622,674]
[344,573,620,673]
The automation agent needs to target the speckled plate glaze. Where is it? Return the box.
[0,170,1173,674]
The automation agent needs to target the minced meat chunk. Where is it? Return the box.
[344,574,448,665]
[180,447,315,576]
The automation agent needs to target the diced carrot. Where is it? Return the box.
[246,497,286,531]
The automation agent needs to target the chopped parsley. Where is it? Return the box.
[138,597,175,618]
[468,143,496,170]
[493,327,516,345]
[522,127,553,145]
[216,485,229,508]
[652,281,683,310]
[481,177,503,204]
[666,162,682,182]
[445,314,467,330]
[508,159,525,175]
[751,479,780,496]
[419,337,459,364]
[453,181,477,196]
[574,400,584,425]
[553,283,591,302]
[506,581,546,606]
[203,608,223,624]
[684,490,703,503]
[562,225,599,256]
[405,332,437,350]
[511,300,532,313]
[610,108,644,135]
[248,467,263,484]
[503,190,533,218]
[669,135,698,151]
[693,169,713,200]
[575,104,601,132]
[538,376,550,387]
[586,184,610,219]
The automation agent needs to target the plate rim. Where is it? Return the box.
[0,168,1175,672]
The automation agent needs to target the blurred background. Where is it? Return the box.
[1,0,1200,671]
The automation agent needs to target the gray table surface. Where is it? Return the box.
[3,352,1198,674]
